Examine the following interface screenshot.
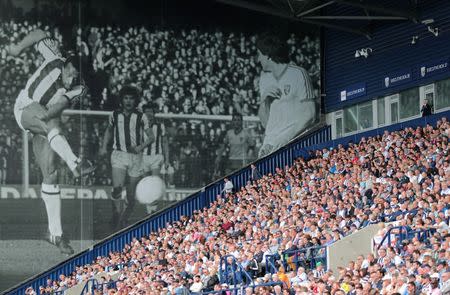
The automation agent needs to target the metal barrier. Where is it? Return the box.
[265,255,279,274]
[219,255,254,287]
[380,209,419,222]
[282,245,327,272]
[201,282,283,295]
[5,110,449,295]
[377,226,437,250]
[79,279,116,295]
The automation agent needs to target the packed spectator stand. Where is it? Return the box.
[0,19,320,187]
[23,117,449,295]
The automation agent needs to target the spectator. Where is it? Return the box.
[421,98,433,117]
[222,177,234,195]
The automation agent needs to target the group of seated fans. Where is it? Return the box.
[0,19,319,187]
[26,118,449,294]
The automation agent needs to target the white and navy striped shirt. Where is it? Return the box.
[22,38,66,106]
[143,122,165,156]
[109,110,149,153]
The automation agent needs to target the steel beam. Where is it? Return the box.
[215,0,372,39]
[335,0,418,22]
[303,15,408,20]
[299,18,372,39]
[296,1,336,17]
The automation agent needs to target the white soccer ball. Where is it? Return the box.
[136,176,166,205]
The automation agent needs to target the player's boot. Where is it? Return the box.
[72,158,96,178]
[46,234,75,255]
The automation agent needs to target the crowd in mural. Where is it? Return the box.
[0,20,320,187]
[24,118,450,294]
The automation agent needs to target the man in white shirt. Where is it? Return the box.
[222,178,234,195]
[256,33,317,157]
[189,275,203,293]
[290,267,308,285]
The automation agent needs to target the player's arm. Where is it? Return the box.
[296,67,314,100]
[40,86,87,121]
[131,116,155,154]
[6,29,47,56]
[162,129,170,164]
[100,114,114,156]
[132,127,155,154]
[257,73,280,129]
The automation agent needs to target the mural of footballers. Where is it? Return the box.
[99,85,153,229]
[7,29,94,255]
[256,33,318,157]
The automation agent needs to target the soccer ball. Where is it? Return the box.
[136,176,166,205]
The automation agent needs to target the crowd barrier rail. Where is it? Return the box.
[377,226,437,250]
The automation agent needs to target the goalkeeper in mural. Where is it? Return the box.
[7,29,94,254]
[256,33,318,157]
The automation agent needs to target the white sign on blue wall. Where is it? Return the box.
[340,82,366,101]
[419,59,449,79]
[383,69,412,88]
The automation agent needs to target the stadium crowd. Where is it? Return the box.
[27,118,450,294]
[0,19,319,187]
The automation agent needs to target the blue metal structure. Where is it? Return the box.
[323,0,450,111]
[5,110,449,295]
[264,255,278,275]
[219,255,254,287]
[377,226,437,251]
[200,282,283,295]
[281,246,327,272]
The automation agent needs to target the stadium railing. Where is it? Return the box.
[379,209,419,222]
[5,109,449,295]
[219,255,254,287]
[200,282,283,295]
[281,245,327,272]
[377,226,437,250]
[265,255,278,274]
[79,278,115,295]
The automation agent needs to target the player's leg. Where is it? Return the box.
[33,135,74,255]
[20,102,90,176]
[0,167,4,184]
[120,175,139,227]
[145,154,164,214]
[110,151,127,229]
[120,154,145,226]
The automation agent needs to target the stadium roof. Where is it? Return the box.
[216,0,421,39]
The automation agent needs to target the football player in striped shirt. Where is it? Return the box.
[140,102,169,214]
[100,86,154,229]
[7,29,94,254]
[256,33,317,157]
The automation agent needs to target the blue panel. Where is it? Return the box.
[323,0,450,112]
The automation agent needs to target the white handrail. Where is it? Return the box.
[62,109,260,122]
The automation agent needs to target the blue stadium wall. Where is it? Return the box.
[323,0,450,112]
